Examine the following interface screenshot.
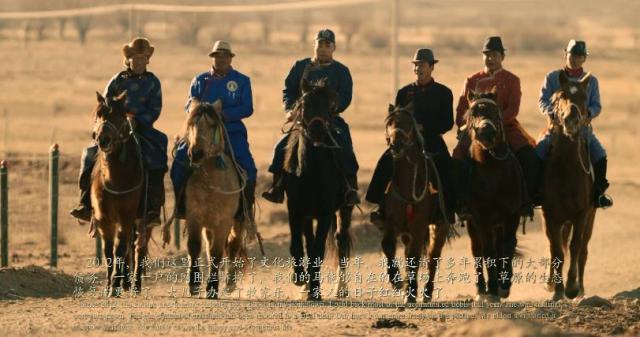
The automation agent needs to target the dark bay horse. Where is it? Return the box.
[382,103,453,304]
[542,72,596,301]
[91,92,148,296]
[463,89,522,302]
[164,100,246,299]
[283,78,353,301]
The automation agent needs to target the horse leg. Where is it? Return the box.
[497,215,519,299]
[133,227,152,294]
[467,220,486,300]
[307,215,332,301]
[110,225,132,297]
[225,220,244,293]
[206,225,227,299]
[566,216,586,299]
[334,205,353,298]
[288,212,306,286]
[187,223,203,296]
[577,209,596,298]
[382,227,401,291]
[404,228,425,304]
[483,229,499,302]
[425,223,447,302]
[101,228,115,290]
[544,218,565,301]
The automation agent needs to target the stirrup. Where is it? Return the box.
[70,205,91,223]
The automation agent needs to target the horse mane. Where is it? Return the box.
[181,99,219,139]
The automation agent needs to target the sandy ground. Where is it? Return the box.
[1,14,640,336]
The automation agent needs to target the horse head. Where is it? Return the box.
[94,91,132,154]
[551,71,591,140]
[184,99,225,165]
[466,87,505,151]
[385,101,418,159]
[296,77,338,147]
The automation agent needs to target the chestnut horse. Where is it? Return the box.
[91,92,148,296]
[381,103,453,304]
[541,72,596,301]
[463,89,522,302]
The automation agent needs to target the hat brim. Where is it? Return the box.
[412,59,438,64]
[208,50,235,57]
[564,49,588,56]
[482,48,506,53]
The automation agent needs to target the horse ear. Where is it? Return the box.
[580,72,591,90]
[388,104,395,113]
[559,70,569,87]
[467,89,477,103]
[96,91,105,104]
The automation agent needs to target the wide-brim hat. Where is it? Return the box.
[482,36,506,53]
[122,37,154,59]
[208,40,235,57]
[564,39,588,56]
[411,48,438,64]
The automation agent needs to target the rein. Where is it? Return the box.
[552,98,592,175]
[467,97,512,161]
[97,118,145,195]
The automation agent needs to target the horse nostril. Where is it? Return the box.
[191,149,204,163]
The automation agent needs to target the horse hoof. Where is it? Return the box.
[544,282,555,292]
[485,294,500,303]
[498,287,510,299]
[404,294,417,304]
[108,287,121,298]
[565,286,580,300]
[225,284,236,293]
[422,294,432,303]
[307,293,322,301]
[189,284,200,297]
[392,280,404,291]
[334,285,349,298]
[551,292,564,302]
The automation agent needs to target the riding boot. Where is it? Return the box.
[593,157,613,208]
[70,164,93,222]
[235,180,256,223]
[452,159,472,221]
[345,174,361,206]
[175,188,186,220]
[370,203,386,231]
[261,172,285,204]
[145,169,165,228]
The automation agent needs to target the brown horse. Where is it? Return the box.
[463,89,522,302]
[382,103,452,304]
[541,72,595,301]
[91,92,148,296]
[165,100,246,299]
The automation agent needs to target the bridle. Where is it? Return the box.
[551,89,592,174]
[467,97,511,161]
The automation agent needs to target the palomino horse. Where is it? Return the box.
[91,92,148,296]
[166,100,247,299]
[283,77,354,301]
[542,71,595,301]
[463,89,522,302]
[382,102,453,303]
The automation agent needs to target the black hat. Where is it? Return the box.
[565,39,588,56]
[315,29,335,43]
[411,48,438,64]
[482,36,506,53]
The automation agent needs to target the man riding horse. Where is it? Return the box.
[170,40,257,223]
[536,39,613,208]
[453,36,540,219]
[262,28,359,206]
[366,48,456,228]
[70,37,168,227]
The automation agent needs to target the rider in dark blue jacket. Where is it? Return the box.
[262,29,359,205]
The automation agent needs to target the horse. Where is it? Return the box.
[91,91,148,296]
[381,102,453,303]
[282,77,354,301]
[165,100,247,299]
[541,71,596,301]
[463,88,522,302]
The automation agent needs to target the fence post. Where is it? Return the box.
[1,160,8,267]
[50,144,59,268]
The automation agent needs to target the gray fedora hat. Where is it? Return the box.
[412,48,438,64]
[564,39,588,55]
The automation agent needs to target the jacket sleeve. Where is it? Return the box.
[336,65,353,113]
[435,88,454,135]
[455,78,471,127]
[222,77,254,122]
[184,75,204,114]
[133,77,162,129]
[502,75,521,124]
[587,76,602,118]
[538,72,556,117]
[283,62,301,112]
